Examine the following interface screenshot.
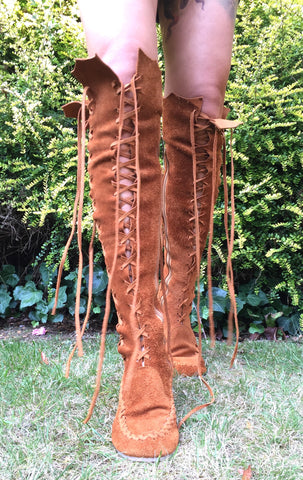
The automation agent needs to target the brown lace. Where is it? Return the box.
[65,220,95,378]
[190,110,242,365]
[51,87,90,358]
[177,110,218,427]
[160,160,173,357]
[222,130,239,367]
[190,110,204,375]
[177,110,242,427]
[51,81,125,421]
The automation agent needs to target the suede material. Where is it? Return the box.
[162,93,226,376]
[71,50,178,459]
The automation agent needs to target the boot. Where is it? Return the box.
[162,93,239,376]
[64,51,178,460]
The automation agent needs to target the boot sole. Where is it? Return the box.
[116,449,175,463]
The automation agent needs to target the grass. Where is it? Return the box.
[0,332,302,479]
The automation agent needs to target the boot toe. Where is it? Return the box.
[112,402,179,461]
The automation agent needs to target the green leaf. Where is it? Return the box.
[277,315,299,335]
[246,290,268,307]
[39,263,50,287]
[246,309,264,321]
[83,266,108,294]
[201,305,209,320]
[246,293,262,307]
[66,293,74,309]
[238,282,254,297]
[9,299,18,309]
[258,291,269,306]
[191,304,209,325]
[249,324,265,334]
[270,311,283,320]
[33,300,49,323]
[93,294,106,307]
[13,282,43,309]
[0,265,20,288]
[205,288,228,313]
[68,297,87,316]
[65,270,78,282]
[0,287,12,315]
[52,313,64,323]
[48,286,67,311]
[212,287,228,298]
[236,297,245,313]
[29,311,39,324]
[29,310,48,324]
[212,291,228,313]
[36,300,49,314]
[6,274,20,288]
[281,305,293,317]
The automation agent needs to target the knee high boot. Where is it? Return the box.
[162,93,240,376]
[65,51,178,460]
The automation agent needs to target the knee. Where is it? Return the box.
[101,41,140,84]
[198,83,226,117]
[165,74,226,117]
[98,37,158,84]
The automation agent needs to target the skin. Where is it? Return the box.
[78,0,238,117]
[158,0,238,117]
[77,0,159,84]
[77,0,159,250]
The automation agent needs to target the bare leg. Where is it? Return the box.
[78,0,158,84]
[158,0,238,117]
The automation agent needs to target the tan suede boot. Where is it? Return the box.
[64,51,178,460]
[162,93,239,376]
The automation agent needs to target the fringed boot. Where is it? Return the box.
[161,93,241,376]
[63,51,178,460]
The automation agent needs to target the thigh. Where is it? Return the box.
[78,0,159,83]
[159,0,238,115]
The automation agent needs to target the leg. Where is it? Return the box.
[78,0,159,234]
[158,0,239,375]
[78,0,158,84]
[159,0,238,117]
[60,0,179,460]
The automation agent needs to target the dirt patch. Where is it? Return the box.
[0,319,73,341]
[0,315,115,341]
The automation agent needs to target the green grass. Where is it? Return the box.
[0,333,302,479]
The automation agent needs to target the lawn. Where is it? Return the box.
[0,332,302,479]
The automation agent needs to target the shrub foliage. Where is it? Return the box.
[212,0,303,314]
[0,0,88,270]
[0,0,302,331]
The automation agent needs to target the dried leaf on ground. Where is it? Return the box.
[32,326,47,336]
[40,351,49,365]
[239,465,252,479]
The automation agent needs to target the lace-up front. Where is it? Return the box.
[162,93,241,378]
